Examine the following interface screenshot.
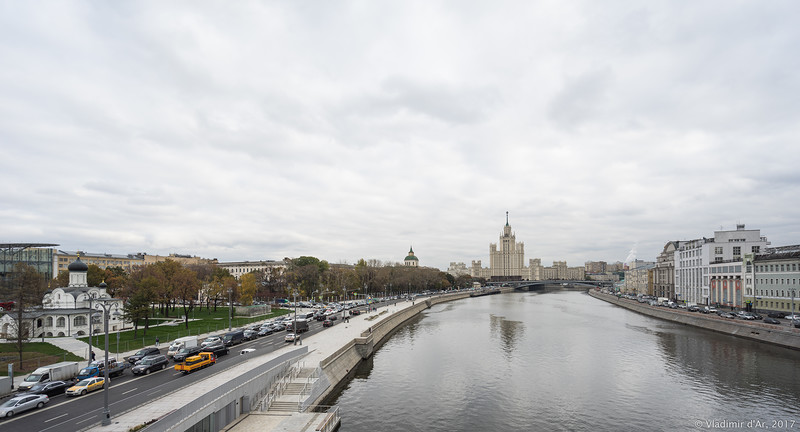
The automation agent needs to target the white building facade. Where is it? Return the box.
[675,224,769,305]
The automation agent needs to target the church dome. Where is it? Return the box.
[404,254,419,261]
[68,257,88,272]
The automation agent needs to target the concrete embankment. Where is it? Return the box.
[308,292,473,407]
[588,290,800,350]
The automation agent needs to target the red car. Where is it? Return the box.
[323,320,333,327]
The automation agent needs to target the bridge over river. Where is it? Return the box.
[487,279,612,291]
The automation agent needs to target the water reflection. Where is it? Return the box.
[489,314,524,358]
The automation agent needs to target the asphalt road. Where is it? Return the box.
[0,305,371,432]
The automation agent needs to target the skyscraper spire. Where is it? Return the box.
[506,211,509,226]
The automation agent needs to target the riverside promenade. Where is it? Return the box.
[86,290,488,432]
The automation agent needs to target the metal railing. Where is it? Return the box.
[314,406,341,432]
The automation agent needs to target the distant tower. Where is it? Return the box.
[404,246,419,267]
[489,212,525,279]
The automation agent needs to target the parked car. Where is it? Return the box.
[66,377,105,396]
[18,380,71,398]
[784,314,800,321]
[204,342,230,357]
[126,347,161,365]
[763,317,782,325]
[687,305,700,312]
[257,327,273,337]
[793,320,800,329]
[737,312,756,320]
[201,336,222,348]
[131,355,169,375]
[243,329,258,341]
[0,394,49,418]
[172,346,203,363]
[223,330,245,347]
[768,312,786,318]
[720,312,736,319]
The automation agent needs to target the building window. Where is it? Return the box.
[46,317,53,327]
[56,317,65,328]
[74,316,87,327]
[715,247,723,254]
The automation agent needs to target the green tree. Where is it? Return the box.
[122,286,153,338]
[287,256,329,298]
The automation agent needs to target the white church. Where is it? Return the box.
[0,256,125,339]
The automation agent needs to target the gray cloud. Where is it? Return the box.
[1,1,799,269]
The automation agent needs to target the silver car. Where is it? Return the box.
[0,394,49,418]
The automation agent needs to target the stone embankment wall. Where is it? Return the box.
[588,290,800,350]
[311,292,472,406]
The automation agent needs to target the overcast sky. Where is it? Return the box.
[2,1,800,271]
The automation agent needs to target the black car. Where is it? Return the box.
[257,327,273,337]
[223,330,245,347]
[172,346,203,363]
[127,347,162,365]
[323,319,333,327]
[19,380,71,397]
[793,320,800,329]
[204,342,229,357]
[763,317,781,325]
[768,312,786,318]
[131,355,169,375]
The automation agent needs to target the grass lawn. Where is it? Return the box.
[79,306,293,354]
[0,342,84,376]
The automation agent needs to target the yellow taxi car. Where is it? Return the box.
[66,376,106,396]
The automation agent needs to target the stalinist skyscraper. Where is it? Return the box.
[489,212,526,280]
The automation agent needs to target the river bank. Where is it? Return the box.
[588,289,800,350]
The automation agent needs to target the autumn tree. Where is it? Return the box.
[239,273,257,306]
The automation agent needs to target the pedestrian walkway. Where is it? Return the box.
[87,299,422,432]
[47,336,94,360]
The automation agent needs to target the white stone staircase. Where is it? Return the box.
[264,367,317,413]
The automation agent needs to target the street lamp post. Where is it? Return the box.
[94,298,120,426]
[292,288,298,345]
[228,287,233,331]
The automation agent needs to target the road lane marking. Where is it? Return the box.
[76,416,97,424]
[44,413,69,423]
[122,387,139,395]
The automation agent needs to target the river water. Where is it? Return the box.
[327,290,800,432]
